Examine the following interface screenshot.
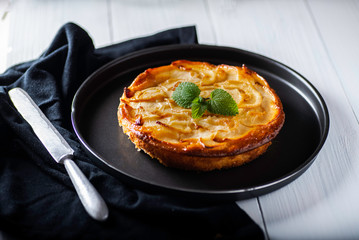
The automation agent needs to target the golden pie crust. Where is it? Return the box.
[118,60,285,171]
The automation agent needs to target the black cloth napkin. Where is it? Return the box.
[0,23,264,240]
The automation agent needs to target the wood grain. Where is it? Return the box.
[308,0,359,121]
[0,1,10,73]
[5,0,112,68]
[109,0,216,44]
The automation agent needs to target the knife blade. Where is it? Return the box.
[8,87,109,221]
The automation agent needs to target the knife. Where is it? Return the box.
[8,88,109,221]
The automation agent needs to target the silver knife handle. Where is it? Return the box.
[63,158,109,221]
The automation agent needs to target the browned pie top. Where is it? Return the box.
[118,60,285,157]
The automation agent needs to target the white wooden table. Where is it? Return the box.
[1,0,359,239]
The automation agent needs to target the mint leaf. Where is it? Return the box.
[191,96,207,119]
[207,89,239,116]
[172,82,238,118]
[172,82,200,108]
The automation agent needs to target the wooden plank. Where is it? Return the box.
[207,0,359,239]
[0,0,10,73]
[5,0,111,69]
[109,0,216,44]
[308,0,359,121]
[0,0,13,73]
[61,0,112,46]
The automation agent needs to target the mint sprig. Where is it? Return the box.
[172,82,239,118]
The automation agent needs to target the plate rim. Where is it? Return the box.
[71,44,330,200]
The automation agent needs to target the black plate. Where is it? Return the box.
[71,44,329,201]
